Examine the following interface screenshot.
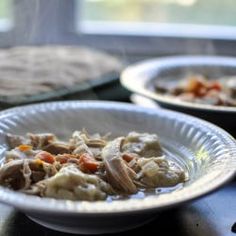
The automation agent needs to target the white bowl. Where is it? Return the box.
[120,56,236,133]
[0,101,235,234]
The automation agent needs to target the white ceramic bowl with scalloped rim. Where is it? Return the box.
[0,101,235,234]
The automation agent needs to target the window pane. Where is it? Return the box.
[0,0,12,31]
[81,0,236,26]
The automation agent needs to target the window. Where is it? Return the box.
[1,0,236,58]
[82,0,236,25]
[0,0,12,31]
[79,0,236,38]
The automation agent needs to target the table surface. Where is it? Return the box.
[0,180,235,236]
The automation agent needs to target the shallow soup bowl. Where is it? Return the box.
[120,56,236,134]
[0,101,235,234]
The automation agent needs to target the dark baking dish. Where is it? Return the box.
[0,73,131,109]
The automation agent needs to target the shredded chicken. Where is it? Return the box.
[102,137,137,194]
[0,159,58,190]
[6,134,28,149]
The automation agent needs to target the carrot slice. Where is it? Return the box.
[79,153,99,172]
[208,82,222,91]
[17,144,32,152]
[56,154,80,164]
[56,155,68,164]
[35,151,55,164]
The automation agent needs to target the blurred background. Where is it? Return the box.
[0,0,236,107]
[1,0,236,59]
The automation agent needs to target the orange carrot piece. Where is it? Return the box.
[56,154,81,164]
[35,151,55,164]
[186,78,205,94]
[79,153,99,172]
[208,81,222,91]
[56,155,68,164]
[17,144,32,152]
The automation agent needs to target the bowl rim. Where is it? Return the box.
[120,55,236,113]
[0,101,235,215]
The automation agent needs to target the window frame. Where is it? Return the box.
[4,0,236,58]
[65,0,236,58]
